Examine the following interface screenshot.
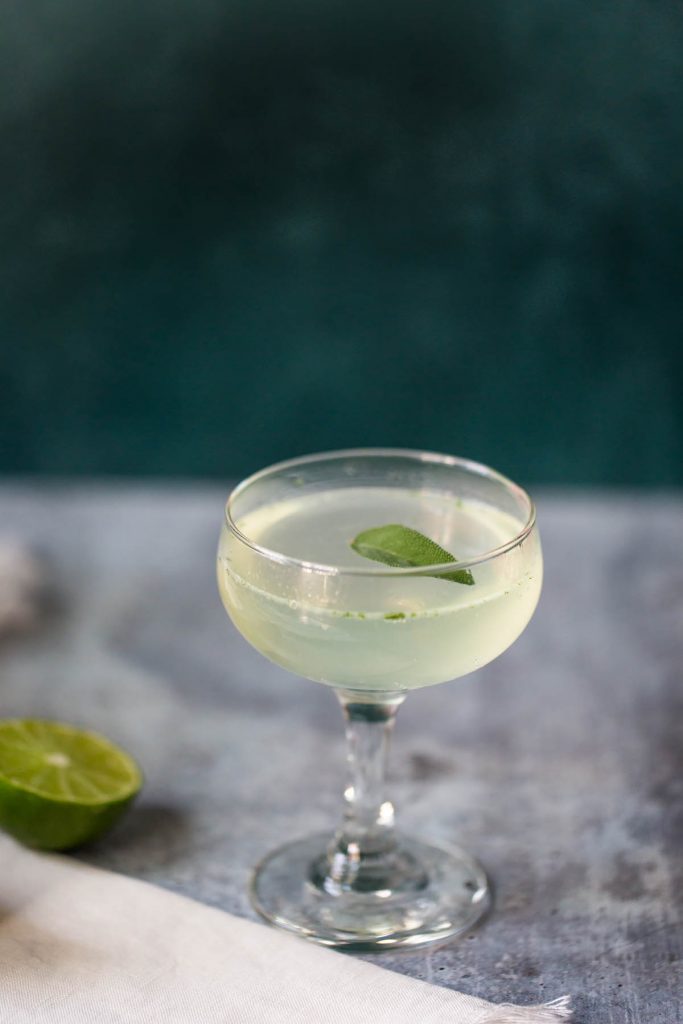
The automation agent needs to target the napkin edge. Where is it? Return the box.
[474,994,572,1023]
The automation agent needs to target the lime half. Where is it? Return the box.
[0,719,142,850]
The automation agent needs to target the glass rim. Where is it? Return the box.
[224,447,537,577]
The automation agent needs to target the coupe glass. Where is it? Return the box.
[217,449,542,950]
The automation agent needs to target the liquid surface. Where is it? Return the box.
[240,487,509,569]
[218,487,542,692]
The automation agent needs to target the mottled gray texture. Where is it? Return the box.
[0,484,681,1022]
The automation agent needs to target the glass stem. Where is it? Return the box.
[325,691,406,894]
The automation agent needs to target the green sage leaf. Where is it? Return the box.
[350,524,475,585]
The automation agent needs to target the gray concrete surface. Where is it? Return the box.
[1,484,681,1022]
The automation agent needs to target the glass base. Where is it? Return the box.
[249,832,490,951]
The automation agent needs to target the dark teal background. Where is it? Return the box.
[2,1,682,484]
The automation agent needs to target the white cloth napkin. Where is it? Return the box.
[0,835,571,1023]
